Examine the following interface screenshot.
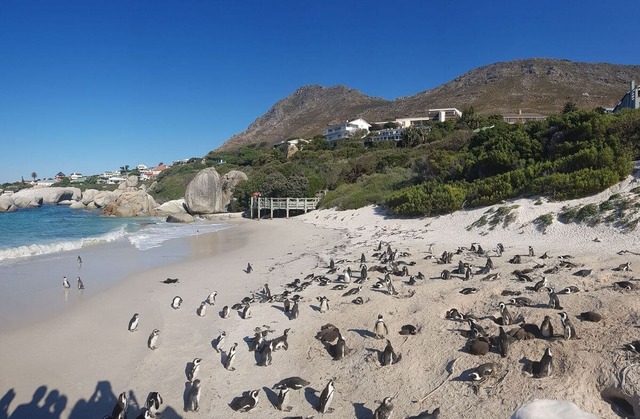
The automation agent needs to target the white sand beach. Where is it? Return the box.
[2,178,640,418]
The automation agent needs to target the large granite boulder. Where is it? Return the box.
[102,190,158,217]
[118,175,139,191]
[92,190,120,208]
[0,195,16,212]
[81,189,100,205]
[12,187,81,208]
[166,213,195,223]
[184,167,247,214]
[157,199,188,215]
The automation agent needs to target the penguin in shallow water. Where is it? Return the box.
[540,315,554,338]
[77,276,85,290]
[374,314,388,339]
[187,358,201,382]
[128,313,139,332]
[171,296,183,310]
[317,379,335,413]
[62,276,70,289]
[184,379,201,412]
[148,329,160,350]
[373,396,394,419]
[111,392,128,419]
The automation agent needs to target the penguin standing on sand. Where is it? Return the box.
[221,305,230,318]
[128,313,139,332]
[145,392,163,417]
[187,358,201,382]
[148,329,160,350]
[284,298,291,314]
[225,343,238,371]
[528,246,535,257]
[77,276,85,290]
[548,288,562,310]
[373,396,394,419]
[290,301,299,320]
[317,296,330,313]
[62,276,70,289]
[559,312,577,340]
[196,302,207,317]
[214,331,226,353]
[206,291,217,305]
[317,379,335,413]
[533,276,549,292]
[111,392,128,419]
[498,302,513,326]
[275,386,290,411]
[246,263,253,273]
[540,315,554,338]
[498,327,511,358]
[184,379,201,412]
[242,303,252,319]
[374,314,389,339]
[381,339,401,366]
[229,389,260,412]
[333,333,349,360]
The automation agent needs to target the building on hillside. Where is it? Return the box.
[137,164,148,171]
[502,110,546,124]
[393,108,462,128]
[613,81,639,113]
[36,179,56,187]
[365,127,405,144]
[55,172,66,182]
[323,118,371,142]
[140,164,169,181]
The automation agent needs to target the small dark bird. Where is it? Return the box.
[246,263,253,274]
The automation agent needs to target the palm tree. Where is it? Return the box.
[31,172,37,183]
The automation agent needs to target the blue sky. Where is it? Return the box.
[0,0,637,183]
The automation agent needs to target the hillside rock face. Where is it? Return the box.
[218,59,640,150]
[184,167,247,214]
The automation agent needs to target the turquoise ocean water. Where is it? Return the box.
[0,205,227,264]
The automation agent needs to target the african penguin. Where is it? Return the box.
[224,343,238,371]
[559,312,577,340]
[187,358,201,382]
[77,276,85,290]
[62,276,70,289]
[147,329,160,350]
[540,315,554,338]
[317,296,330,313]
[317,379,335,413]
[171,296,183,310]
[111,392,128,419]
[374,314,389,339]
[128,313,139,332]
[196,302,207,317]
[373,396,394,419]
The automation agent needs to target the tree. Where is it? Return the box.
[31,172,37,183]
[563,102,578,114]
[398,125,430,147]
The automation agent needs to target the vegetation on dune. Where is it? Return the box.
[148,108,640,216]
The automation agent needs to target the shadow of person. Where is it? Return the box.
[10,385,47,419]
[0,389,16,419]
[41,389,66,418]
[68,380,116,419]
[353,401,373,418]
[157,405,184,419]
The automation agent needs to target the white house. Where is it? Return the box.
[323,118,371,142]
[366,127,404,143]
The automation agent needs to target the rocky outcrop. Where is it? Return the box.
[12,187,81,208]
[102,190,158,217]
[0,195,16,212]
[286,143,299,159]
[157,199,188,215]
[184,168,247,214]
[166,213,195,223]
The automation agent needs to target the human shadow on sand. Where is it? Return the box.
[353,401,373,418]
[348,328,377,339]
[2,380,184,419]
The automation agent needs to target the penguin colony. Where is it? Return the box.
[95,234,640,418]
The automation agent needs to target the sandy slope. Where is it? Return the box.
[2,175,640,418]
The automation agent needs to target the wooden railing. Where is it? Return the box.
[249,197,321,219]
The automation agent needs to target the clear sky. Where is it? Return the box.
[0,0,637,183]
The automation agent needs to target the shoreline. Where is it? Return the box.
[1,201,638,418]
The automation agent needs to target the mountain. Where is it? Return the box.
[218,58,640,150]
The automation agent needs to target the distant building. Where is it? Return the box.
[392,108,462,127]
[55,172,66,182]
[366,127,405,143]
[323,118,371,142]
[613,80,640,113]
[502,110,546,124]
[136,164,148,171]
[140,164,169,181]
